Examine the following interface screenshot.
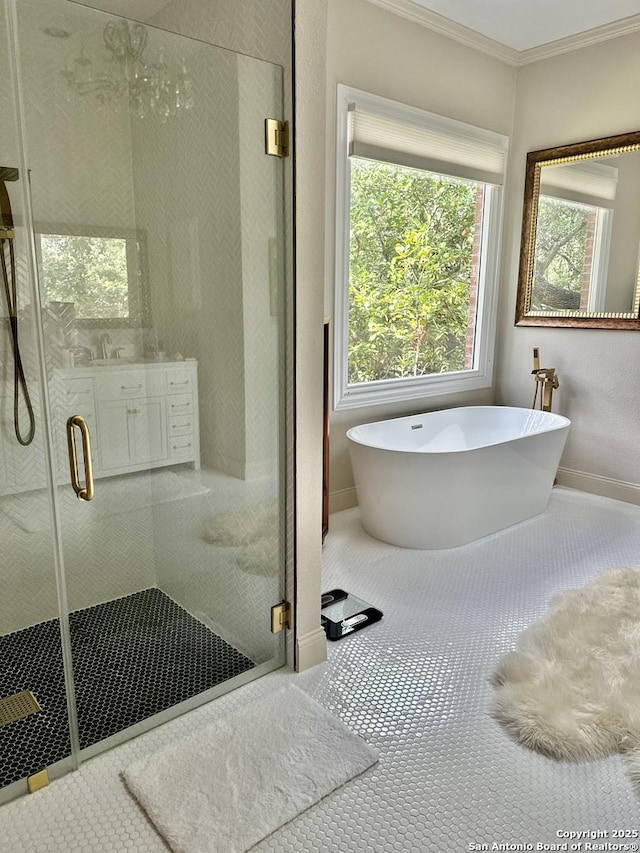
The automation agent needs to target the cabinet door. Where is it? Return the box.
[97,400,134,470]
[96,396,167,471]
[131,397,167,464]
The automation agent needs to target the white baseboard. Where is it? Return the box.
[296,627,327,671]
[556,467,640,506]
[329,486,358,514]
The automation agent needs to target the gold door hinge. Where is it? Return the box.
[27,768,49,794]
[265,118,289,158]
[271,600,291,633]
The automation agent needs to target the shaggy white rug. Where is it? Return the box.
[122,686,378,853]
[203,500,279,576]
[490,567,640,780]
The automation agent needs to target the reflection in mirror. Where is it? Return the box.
[516,131,640,329]
[36,224,149,327]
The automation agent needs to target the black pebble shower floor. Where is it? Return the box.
[0,588,255,789]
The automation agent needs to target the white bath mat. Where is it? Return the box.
[490,567,640,789]
[122,686,378,853]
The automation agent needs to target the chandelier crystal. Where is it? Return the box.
[62,20,194,120]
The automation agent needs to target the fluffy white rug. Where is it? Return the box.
[122,686,378,853]
[203,500,277,546]
[490,567,640,778]
[203,500,279,576]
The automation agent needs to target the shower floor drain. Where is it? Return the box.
[0,690,41,727]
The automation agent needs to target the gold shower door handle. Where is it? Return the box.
[66,415,95,501]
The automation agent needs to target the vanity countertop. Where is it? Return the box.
[57,358,197,377]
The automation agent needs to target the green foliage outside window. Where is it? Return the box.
[531,196,589,311]
[41,234,129,319]
[348,158,479,385]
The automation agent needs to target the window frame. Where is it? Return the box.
[333,85,506,411]
[534,193,613,314]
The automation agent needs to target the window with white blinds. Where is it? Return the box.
[348,101,508,187]
[334,85,508,410]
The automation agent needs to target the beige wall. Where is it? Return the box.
[325,0,517,509]
[496,31,640,499]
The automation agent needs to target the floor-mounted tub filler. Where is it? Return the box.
[347,406,570,549]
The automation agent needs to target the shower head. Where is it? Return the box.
[0,167,19,182]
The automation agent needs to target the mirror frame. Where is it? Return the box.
[515,129,640,329]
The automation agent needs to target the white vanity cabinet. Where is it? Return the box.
[55,360,199,479]
[166,368,199,462]
[94,368,167,472]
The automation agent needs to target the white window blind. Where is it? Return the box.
[539,160,618,209]
[347,90,508,186]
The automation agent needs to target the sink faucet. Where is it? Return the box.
[99,333,112,360]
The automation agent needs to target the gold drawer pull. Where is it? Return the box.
[173,442,192,449]
[66,415,95,502]
[120,384,143,391]
[169,380,189,386]
[171,422,191,429]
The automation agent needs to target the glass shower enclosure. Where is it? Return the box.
[0,0,289,802]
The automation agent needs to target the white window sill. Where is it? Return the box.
[334,368,493,411]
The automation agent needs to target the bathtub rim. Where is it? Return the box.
[346,405,571,455]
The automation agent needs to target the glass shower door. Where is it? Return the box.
[0,0,75,803]
[10,0,288,764]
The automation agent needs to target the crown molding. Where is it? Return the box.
[515,13,640,65]
[363,0,519,65]
[364,0,640,68]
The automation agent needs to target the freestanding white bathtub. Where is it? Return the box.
[347,406,570,549]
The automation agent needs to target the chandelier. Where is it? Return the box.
[62,19,194,119]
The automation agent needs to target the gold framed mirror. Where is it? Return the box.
[515,130,640,329]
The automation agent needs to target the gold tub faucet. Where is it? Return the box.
[531,347,559,412]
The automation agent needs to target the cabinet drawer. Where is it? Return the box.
[167,394,193,416]
[63,377,95,398]
[170,436,195,458]
[166,369,195,395]
[169,414,194,437]
[94,369,165,400]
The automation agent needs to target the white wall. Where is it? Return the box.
[293,0,330,670]
[324,0,517,510]
[496,31,640,501]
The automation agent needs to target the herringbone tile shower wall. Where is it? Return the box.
[0,0,290,669]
